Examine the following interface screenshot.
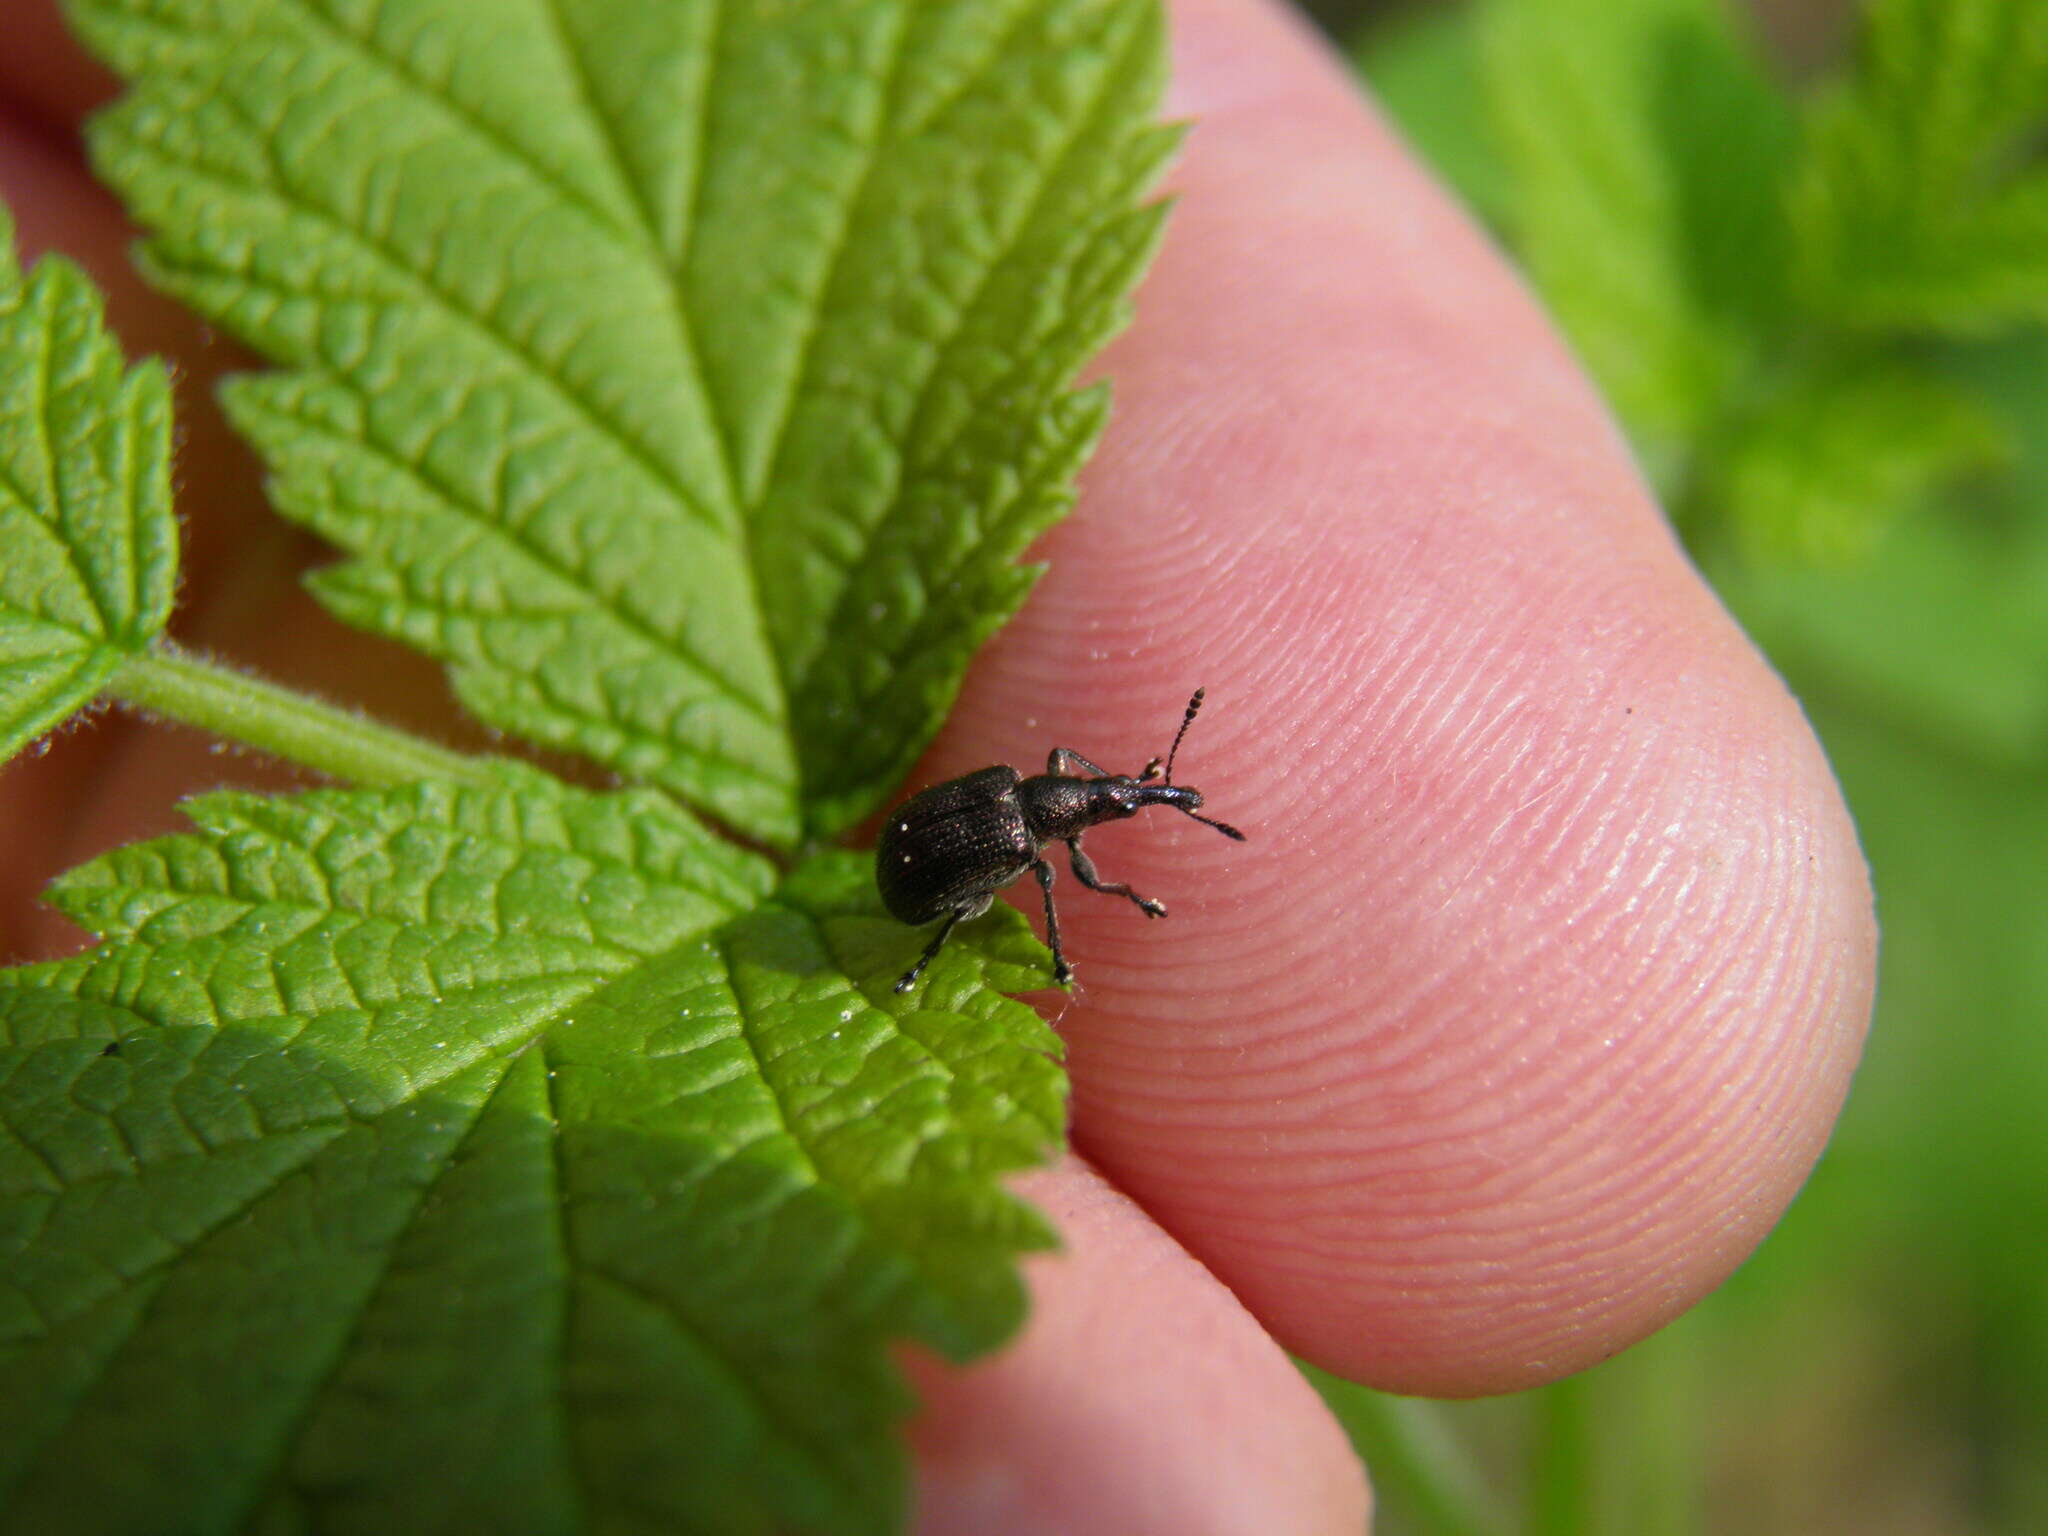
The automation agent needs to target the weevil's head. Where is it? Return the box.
[1132,687,1244,839]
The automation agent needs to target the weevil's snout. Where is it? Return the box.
[1143,782,1245,841]
[1137,783,1201,814]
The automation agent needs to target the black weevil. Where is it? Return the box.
[876,689,1246,993]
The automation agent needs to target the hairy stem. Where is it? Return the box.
[109,643,500,788]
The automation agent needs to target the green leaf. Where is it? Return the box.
[0,778,1064,1534]
[1479,0,1797,487]
[1721,508,2048,768]
[1710,331,2048,766]
[1793,0,2048,332]
[62,0,1174,846]
[0,204,176,764]
[1702,357,2008,565]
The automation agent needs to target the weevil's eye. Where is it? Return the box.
[1092,780,1139,818]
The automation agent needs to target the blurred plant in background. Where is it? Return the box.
[1316,1,2048,1531]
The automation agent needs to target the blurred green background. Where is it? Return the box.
[1301,2,2048,1532]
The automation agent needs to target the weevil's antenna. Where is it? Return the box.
[1158,687,1244,840]
[1162,688,1206,786]
[1186,806,1246,841]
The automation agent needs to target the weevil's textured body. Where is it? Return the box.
[875,691,1246,993]
[878,766,1034,925]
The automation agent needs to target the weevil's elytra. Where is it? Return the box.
[876,689,1246,993]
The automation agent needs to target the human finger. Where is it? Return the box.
[904,0,1874,1395]
[905,1155,1367,1536]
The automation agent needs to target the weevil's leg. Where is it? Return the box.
[894,908,964,994]
[1047,748,1113,778]
[1068,839,1166,918]
[1032,859,1074,985]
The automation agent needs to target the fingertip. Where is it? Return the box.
[905,1157,1368,1536]
[926,0,1875,1394]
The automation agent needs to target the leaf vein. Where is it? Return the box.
[290,0,639,247]
[220,1061,511,1530]
[1,276,111,639]
[579,1265,864,1504]
[1,1117,350,1358]
[273,369,774,725]
[746,2,917,538]
[146,89,738,554]
[531,0,744,512]
[114,377,148,642]
[674,0,739,483]
[532,1041,587,1521]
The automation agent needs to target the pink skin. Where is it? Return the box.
[904,1156,1366,1536]
[1,1,1872,1532]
